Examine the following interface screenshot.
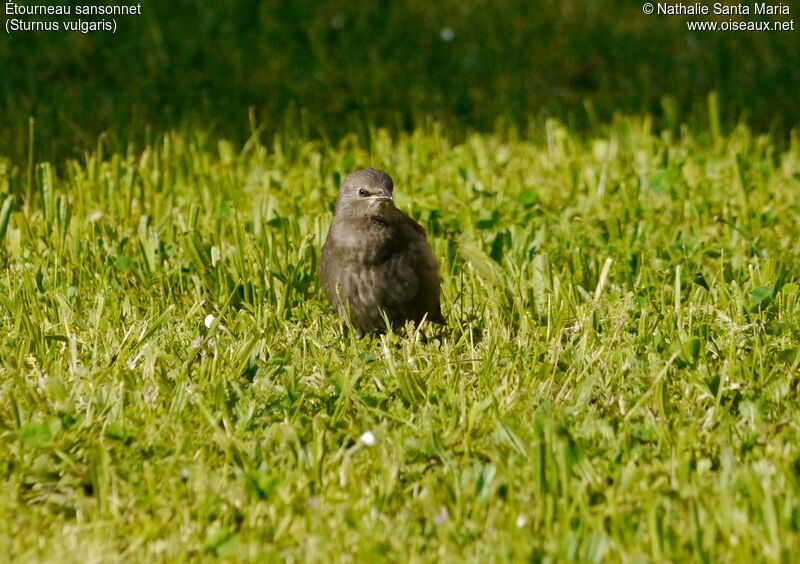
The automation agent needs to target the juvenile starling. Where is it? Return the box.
[320,168,445,337]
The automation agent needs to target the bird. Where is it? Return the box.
[320,168,445,338]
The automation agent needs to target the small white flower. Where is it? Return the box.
[331,15,345,29]
[204,314,215,328]
[359,431,377,447]
[516,514,527,528]
[435,507,449,525]
[440,27,454,42]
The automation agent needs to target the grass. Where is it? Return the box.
[1,116,800,561]
[3,0,799,160]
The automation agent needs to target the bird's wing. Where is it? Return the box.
[319,235,340,306]
[383,250,422,304]
[381,225,442,317]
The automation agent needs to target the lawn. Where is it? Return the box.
[0,114,799,560]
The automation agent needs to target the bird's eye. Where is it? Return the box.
[358,188,369,197]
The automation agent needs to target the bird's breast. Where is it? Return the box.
[330,219,398,265]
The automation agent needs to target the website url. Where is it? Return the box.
[686,19,795,31]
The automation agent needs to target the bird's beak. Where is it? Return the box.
[369,190,393,204]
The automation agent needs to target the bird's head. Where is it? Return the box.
[335,168,395,217]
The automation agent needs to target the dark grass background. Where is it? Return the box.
[1,0,798,160]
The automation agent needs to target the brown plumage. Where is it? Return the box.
[320,168,445,338]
